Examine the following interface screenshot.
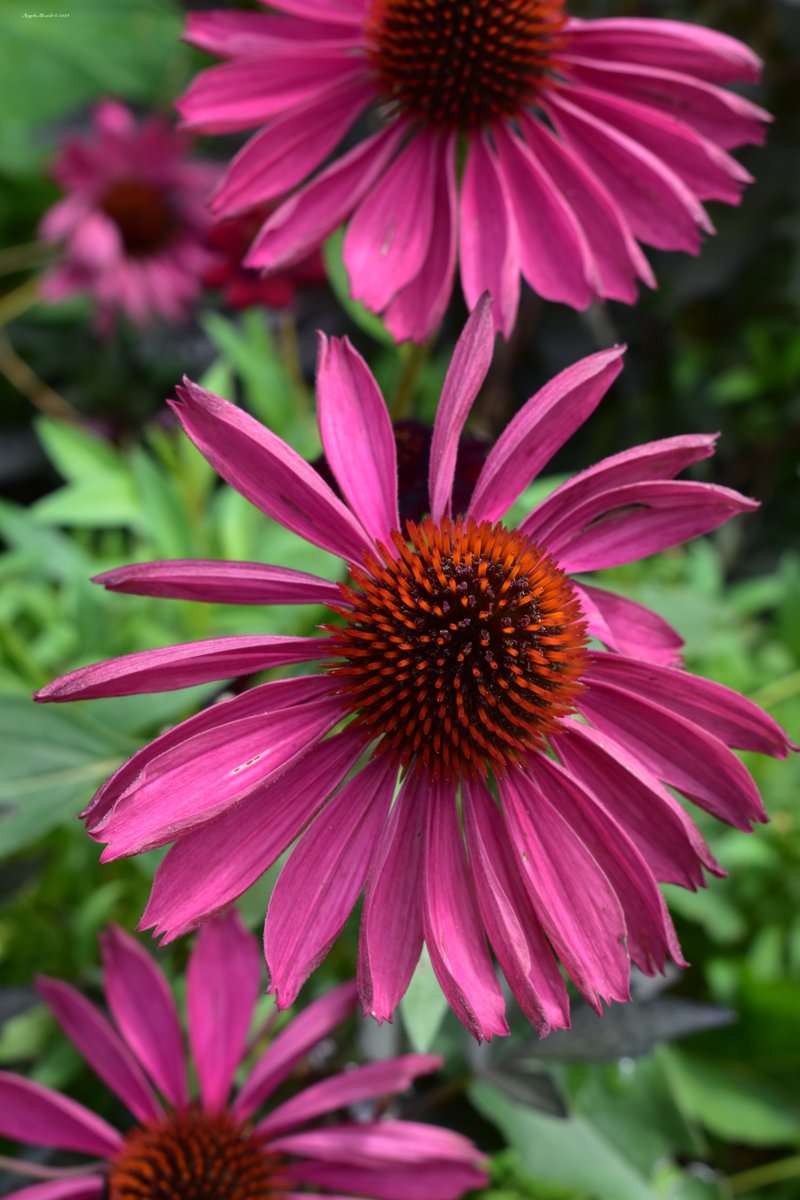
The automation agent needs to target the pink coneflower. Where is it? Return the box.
[177,2,770,341]
[36,299,793,1041]
[0,912,485,1200]
[39,100,217,332]
[205,206,326,310]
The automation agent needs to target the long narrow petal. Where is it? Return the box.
[234,980,358,1120]
[469,347,624,524]
[171,380,370,561]
[0,1073,120,1156]
[271,1120,480,1166]
[460,132,519,338]
[266,755,396,1008]
[316,336,399,544]
[184,11,359,58]
[498,766,631,1011]
[358,768,427,1023]
[36,979,161,1125]
[4,1178,105,1200]
[142,728,364,941]
[285,1161,486,1200]
[428,295,494,522]
[462,778,570,1034]
[99,926,187,1108]
[93,560,342,606]
[264,0,366,25]
[256,1055,441,1138]
[575,585,684,665]
[423,780,508,1041]
[564,17,762,82]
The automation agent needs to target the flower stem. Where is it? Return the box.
[728,1154,800,1194]
[389,337,433,421]
[0,329,80,420]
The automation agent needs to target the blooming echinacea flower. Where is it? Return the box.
[0,912,485,1200]
[36,299,792,1041]
[178,2,770,341]
[40,100,216,332]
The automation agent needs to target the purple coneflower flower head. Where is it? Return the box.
[36,298,793,1041]
[177,1,770,341]
[39,100,217,333]
[0,911,485,1200]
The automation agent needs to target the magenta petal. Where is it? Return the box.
[256,1054,441,1138]
[498,765,631,1011]
[460,132,519,338]
[0,1072,120,1156]
[462,778,570,1035]
[358,769,427,1023]
[423,779,508,1041]
[4,1179,105,1200]
[36,979,161,1124]
[428,295,495,522]
[93,560,341,606]
[271,1120,480,1166]
[171,379,370,561]
[233,980,358,1120]
[143,728,364,941]
[575,585,684,666]
[285,1160,487,1200]
[35,634,325,703]
[266,755,396,1008]
[564,17,762,83]
[316,335,399,544]
[469,346,624,524]
[100,926,187,1108]
[579,680,767,829]
[264,0,366,24]
[188,911,260,1111]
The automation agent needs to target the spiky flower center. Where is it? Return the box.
[327,516,588,779]
[100,179,178,256]
[364,0,567,128]
[107,1108,284,1200]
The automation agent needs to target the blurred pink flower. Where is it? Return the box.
[39,101,217,333]
[205,206,326,310]
[36,298,793,1040]
[178,2,770,341]
[0,911,484,1200]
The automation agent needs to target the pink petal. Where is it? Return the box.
[575,584,684,665]
[143,728,364,941]
[172,379,370,561]
[462,778,570,1035]
[188,911,261,1111]
[586,653,792,758]
[579,680,767,829]
[498,765,631,1011]
[460,132,519,339]
[469,346,624,524]
[423,778,508,1041]
[285,1161,486,1200]
[271,1120,480,1166]
[93,560,341,606]
[234,979,358,1120]
[266,755,396,1008]
[316,336,399,544]
[36,979,161,1124]
[564,17,763,83]
[99,925,187,1108]
[0,1073,120,1156]
[256,1054,441,1138]
[264,0,366,24]
[4,1180,105,1200]
[428,295,495,522]
[493,123,593,307]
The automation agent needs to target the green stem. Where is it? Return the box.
[749,670,800,712]
[728,1154,800,1194]
[389,338,433,421]
[0,241,53,275]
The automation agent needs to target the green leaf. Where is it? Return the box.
[35,418,124,484]
[31,475,141,528]
[323,228,395,346]
[400,947,450,1053]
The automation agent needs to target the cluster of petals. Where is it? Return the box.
[178,2,770,341]
[35,298,793,1042]
[205,205,326,310]
[39,100,217,332]
[0,911,485,1200]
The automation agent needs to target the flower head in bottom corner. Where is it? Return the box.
[0,911,485,1200]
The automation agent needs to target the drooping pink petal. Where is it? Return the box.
[142,728,364,941]
[428,294,494,522]
[263,0,367,25]
[234,980,358,1120]
[256,1054,441,1138]
[266,754,396,1008]
[460,132,519,339]
[0,1073,120,1156]
[93,560,342,606]
[423,778,508,1041]
[188,911,261,1111]
[171,380,371,561]
[565,16,761,81]
[285,1160,487,1200]
[36,978,161,1124]
[316,336,399,544]
[498,765,631,1011]
[575,585,684,666]
[586,653,792,758]
[185,11,343,59]
[271,1120,481,1166]
[4,1179,105,1200]
[462,778,570,1035]
[358,768,427,1023]
[99,925,187,1108]
[579,680,767,829]
[468,347,624,524]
